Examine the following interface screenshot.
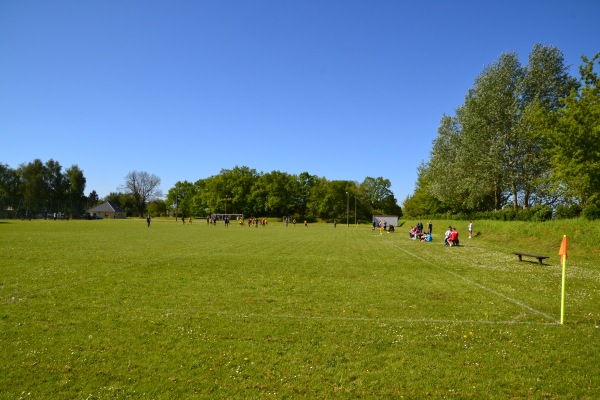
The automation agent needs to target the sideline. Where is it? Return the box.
[386,239,559,324]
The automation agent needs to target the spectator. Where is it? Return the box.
[449,228,459,247]
[444,226,452,246]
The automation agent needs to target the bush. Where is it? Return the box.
[555,204,582,219]
[583,203,600,221]
[530,205,553,222]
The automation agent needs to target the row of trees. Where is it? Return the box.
[163,166,402,222]
[0,161,402,221]
[404,45,600,219]
[0,159,89,218]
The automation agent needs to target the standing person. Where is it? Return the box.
[333,219,337,228]
[146,215,151,227]
[468,220,473,238]
[427,221,433,235]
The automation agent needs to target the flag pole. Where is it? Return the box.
[559,235,568,325]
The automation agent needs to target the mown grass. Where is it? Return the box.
[1,218,598,399]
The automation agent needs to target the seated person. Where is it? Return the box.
[448,228,459,246]
[409,226,415,238]
[414,228,422,240]
[444,226,452,246]
[420,233,432,242]
[388,224,394,233]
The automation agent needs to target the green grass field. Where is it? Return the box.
[1,218,598,399]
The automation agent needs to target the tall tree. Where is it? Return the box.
[517,44,579,207]
[359,176,401,216]
[87,190,100,207]
[65,165,86,216]
[18,159,46,215]
[0,164,20,217]
[549,52,600,206]
[296,172,317,217]
[462,52,523,210]
[250,171,297,216]
[166,181,195,218]
[122,171,162,217]
[44,159,67,211]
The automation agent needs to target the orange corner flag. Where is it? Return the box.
[559,235,568,258]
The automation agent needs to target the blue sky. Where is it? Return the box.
[1,1,599,204]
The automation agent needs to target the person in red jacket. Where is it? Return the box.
[449,228,459,247]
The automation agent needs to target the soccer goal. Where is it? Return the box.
[211,213,244,221]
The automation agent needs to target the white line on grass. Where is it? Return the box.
[388,240,559,324]
[192,310,560,326]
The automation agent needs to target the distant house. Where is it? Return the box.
[88,201,127,219]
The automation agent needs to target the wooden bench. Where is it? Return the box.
[514,252,549,265]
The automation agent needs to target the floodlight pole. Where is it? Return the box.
[346,192,349,227]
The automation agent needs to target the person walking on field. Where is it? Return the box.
[146,215,151,227]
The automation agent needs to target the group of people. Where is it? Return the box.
[372,220,395,235]
[408,221,432,242]
[406,220,474,246]
[444,226,459,246]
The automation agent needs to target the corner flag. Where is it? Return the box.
[559,235,568,325]
[559,235,568,259]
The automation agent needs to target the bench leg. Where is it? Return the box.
[537,258,543,265]
[518,255,522,261]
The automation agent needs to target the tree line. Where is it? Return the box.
[163,166,402,222]
[403,45,600,221]
[0,162,402,221]
[0,159,88,218]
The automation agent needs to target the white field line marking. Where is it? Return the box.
[388,240,558,324]
[193,310,559,326]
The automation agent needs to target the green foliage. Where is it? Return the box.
[414,44,584,215]
[2,159,89,218]
[555,203,582,219]
[177,166,402,220]
[147,199,167,217]
[549,52,600,206]
[583,203,600,221]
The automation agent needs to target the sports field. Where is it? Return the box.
[1,218,598,398]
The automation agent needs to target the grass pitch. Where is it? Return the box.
[1,218,598,398]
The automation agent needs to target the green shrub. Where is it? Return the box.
[583,203,600,220]
[555,204,582,219]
